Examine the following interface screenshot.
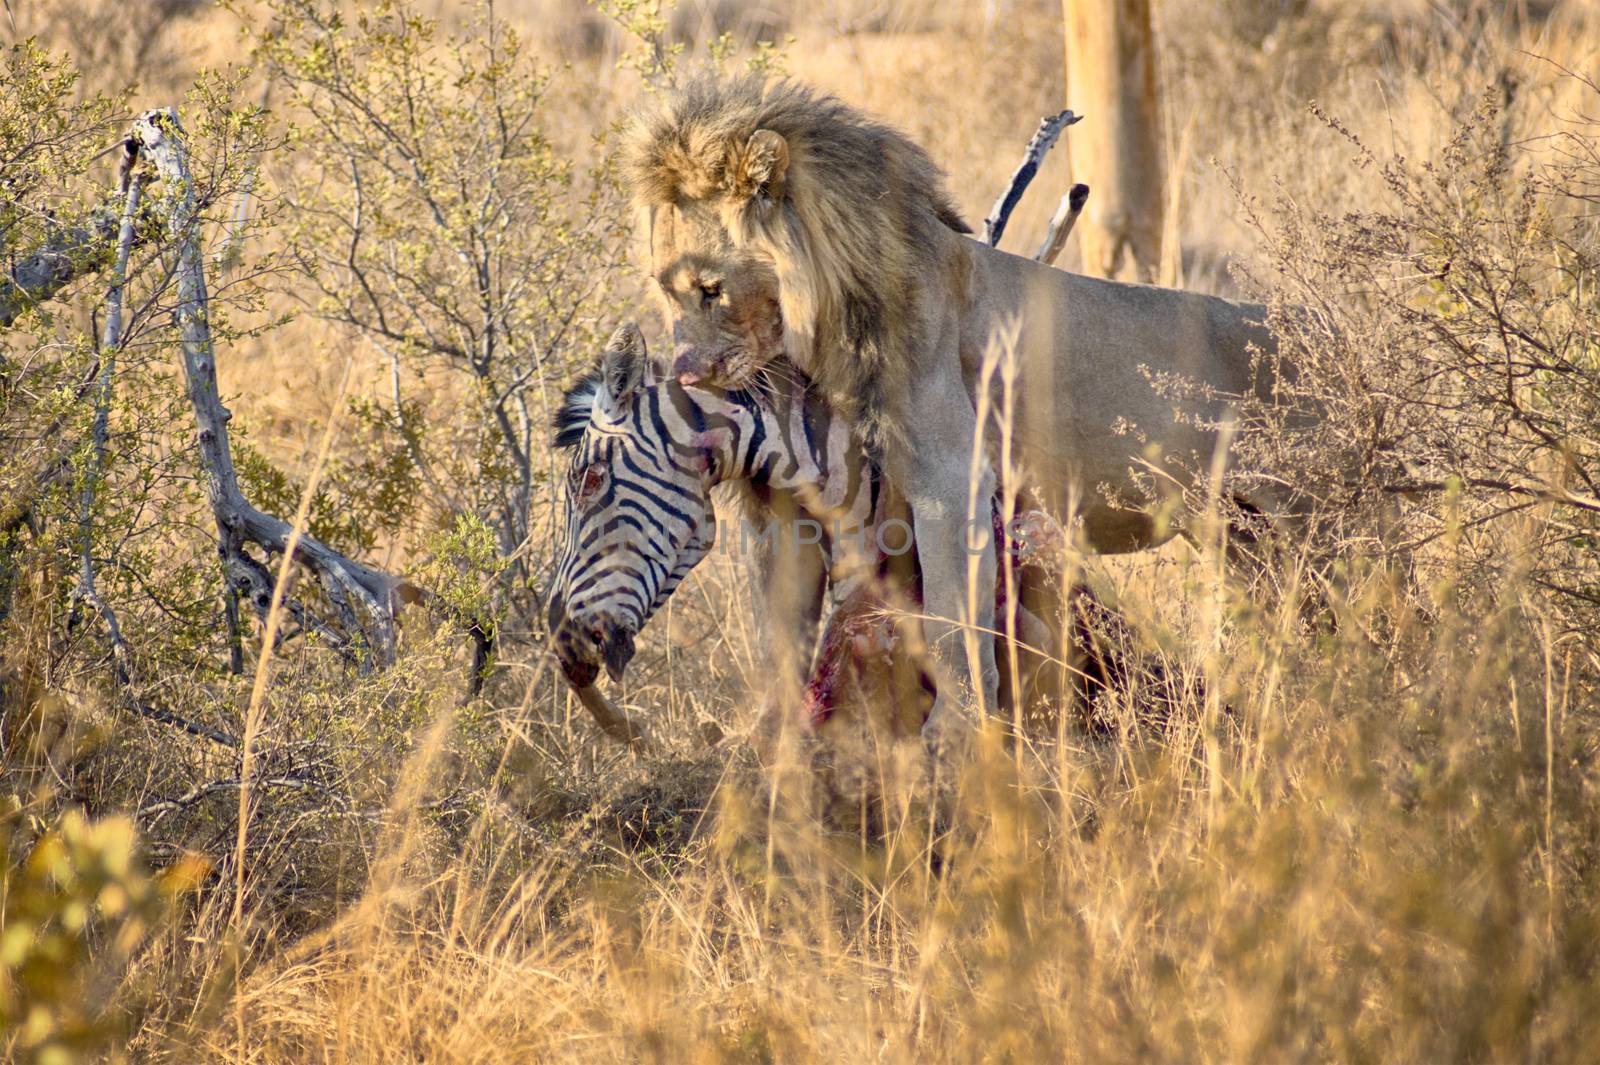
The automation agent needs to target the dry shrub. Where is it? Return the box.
[1218,74,1600,633]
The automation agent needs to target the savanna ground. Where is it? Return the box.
[5,0,1600,1060]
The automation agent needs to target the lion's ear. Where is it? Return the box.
[601,323,647,404]
[739,129,789,205]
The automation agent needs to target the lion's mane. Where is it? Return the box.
[624,75,971,447]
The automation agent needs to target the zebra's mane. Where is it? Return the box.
[553,366,606,449]
[552,355,819,452]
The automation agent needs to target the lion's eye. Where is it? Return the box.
[699,282,722,308]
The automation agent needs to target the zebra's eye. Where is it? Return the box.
[574,463,607,505]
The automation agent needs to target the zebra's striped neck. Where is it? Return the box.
[689,370,878,525]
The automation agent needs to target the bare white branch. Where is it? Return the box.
[1034,183,1090,266]
[983,109,1082,248]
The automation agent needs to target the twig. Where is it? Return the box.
[2,310,144,536]
[76,590,240,748]
[1371,476,1600,514]
[983,109,1082,248]
[1034,183,1090,265]
[139,773,326,823]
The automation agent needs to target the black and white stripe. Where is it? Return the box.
[546,352,891,677]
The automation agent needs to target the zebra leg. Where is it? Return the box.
[998,600,1053,721]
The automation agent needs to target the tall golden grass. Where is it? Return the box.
[166,546,1600,1061]
[7,0,1600,1061]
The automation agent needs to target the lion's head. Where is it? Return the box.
[624,76,970,426]
[647,205,786,385]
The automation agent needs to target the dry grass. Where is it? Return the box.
[8,0,1600,1061]
[132,551,1600,1062]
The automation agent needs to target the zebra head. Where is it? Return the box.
[546,323,721,687]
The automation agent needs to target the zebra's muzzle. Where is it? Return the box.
[599,622,636,682]
[554,613,637,687]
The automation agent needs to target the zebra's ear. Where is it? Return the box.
[600,323,647,404]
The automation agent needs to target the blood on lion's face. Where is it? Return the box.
[646,201,787,388]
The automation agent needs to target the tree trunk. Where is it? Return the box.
[1062,0,1167,282]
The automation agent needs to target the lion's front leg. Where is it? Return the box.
[748,500,829,751]
[885,350,999,759]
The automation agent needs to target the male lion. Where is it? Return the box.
[625,76,1283,753]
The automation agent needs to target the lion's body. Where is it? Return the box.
[625,76,1289,744]
[960,244,1279,550]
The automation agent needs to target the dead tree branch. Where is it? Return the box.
[1034,183,1090,266]
[1,139,155,329]
[212,79,273,276]
[132,107,412,668]
[76,172,144,603]
[983,109,1082,248]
